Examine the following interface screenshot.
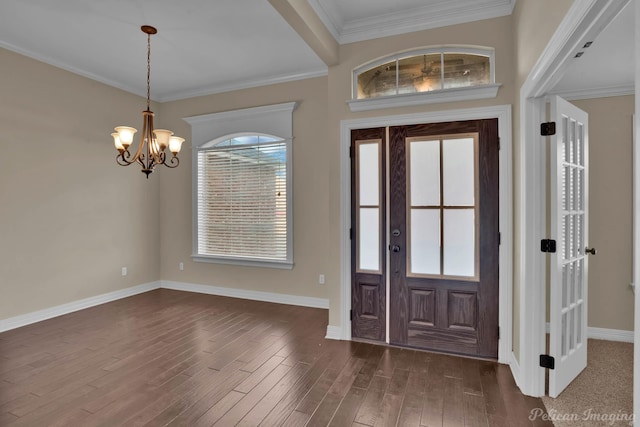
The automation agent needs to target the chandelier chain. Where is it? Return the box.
[146,32,151,110]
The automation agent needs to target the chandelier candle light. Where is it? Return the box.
[111,25,185,178]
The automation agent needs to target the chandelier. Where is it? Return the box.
[111,25,185,178]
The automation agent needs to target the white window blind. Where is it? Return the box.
[197,139,288,261]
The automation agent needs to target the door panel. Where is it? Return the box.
[549,96,589,397]
[389,120,499,358]
[351,128,386,341]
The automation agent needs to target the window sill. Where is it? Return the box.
[347,84,501,112]
[192,254,294,270]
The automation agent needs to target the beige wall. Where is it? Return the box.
[0,48,161,320]
[511,0,575,361]
[158,77,331,302]
[572,96,635,331]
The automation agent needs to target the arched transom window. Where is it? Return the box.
[349,46,499,111]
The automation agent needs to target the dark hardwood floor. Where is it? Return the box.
[0,289,552,426]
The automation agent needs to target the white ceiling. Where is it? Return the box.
[551,1,635,98]
[0,0,632,102]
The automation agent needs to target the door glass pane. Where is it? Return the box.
[577,304,583,345]
[443,209,475,277]
[443,138,475,206]
[409,140,440,206]
[562,264,568,309]
[563,117,570,163]
[563,166,569,211]
[359,143,379,206]
[563,215,572,261]
[576,259,583,300]
[410,209,440,275]
[577,123,584,166]
[569,307,575,351]
[569,263,575,305]
[574,168,582,211]
[561,312,567,357]
[359,208,379,271]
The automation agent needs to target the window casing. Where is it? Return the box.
[186,102,297,269]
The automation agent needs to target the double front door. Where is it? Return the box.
[351,119,499,358]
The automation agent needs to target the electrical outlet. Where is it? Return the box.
[121,267,127,276]
[319,274,325,285]
[179,262,184,271]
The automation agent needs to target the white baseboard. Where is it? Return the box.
[0,281,161,333]
[325,325,343,340]
[0,280,330,334]
[160,280,329,309]
[587,326,634,343]
[545,322,634,343]
[510,351,522,388]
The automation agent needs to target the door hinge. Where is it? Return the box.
[349,228,353,240]
[349,145,353,158]
[541,122,556,136]
[498,232,501,246]
[350,309,353,321]
[498,327,500,340]
[498,137,501,150]
[540,354,555,369]
[541,239,557,253]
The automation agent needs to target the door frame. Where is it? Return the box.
[335,104,513,364]
[517,0,631,397]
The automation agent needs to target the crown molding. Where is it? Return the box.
[158,68,328,102]
[309,0,515,45]
[548,83,634,101]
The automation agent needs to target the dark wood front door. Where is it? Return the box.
[388,119,499,358]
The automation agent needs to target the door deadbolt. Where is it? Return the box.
[389,245,401,253]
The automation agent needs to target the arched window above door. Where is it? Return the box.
[348,46,501,112]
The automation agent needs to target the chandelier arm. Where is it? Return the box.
[116,152,137,166]
[147,111,164,166]
[163,156,179,168]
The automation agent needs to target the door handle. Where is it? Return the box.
[585,247,597,255]
[389,245,401,253]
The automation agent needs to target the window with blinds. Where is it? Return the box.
[196,134,291,266]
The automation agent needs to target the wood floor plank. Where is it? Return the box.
[236,361,310,426]
[0,289,552,427]
[463,392,489,427]
[353,375,389,426]
[213,363,292,426]
[193,390,245,427]
[460,358,483,397]
[328,385,367,426]
[396,371,427,426]
[259,354,336,427]
[124,363,249,427]
[305,358,365,427]
[442,377,465,427]
[282,409,312,427]
[373,393,403,427]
